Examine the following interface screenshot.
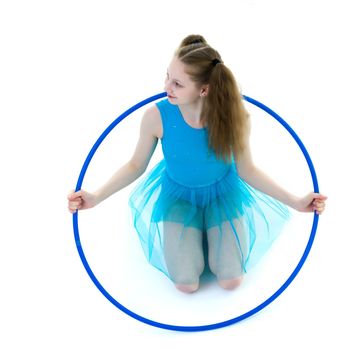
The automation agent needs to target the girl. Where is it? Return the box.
[68,35,327,294]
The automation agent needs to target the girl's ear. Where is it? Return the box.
[200,84,209,97]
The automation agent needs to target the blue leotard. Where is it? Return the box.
[128,98,291,281]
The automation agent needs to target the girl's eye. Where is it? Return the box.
[165,73,182,87]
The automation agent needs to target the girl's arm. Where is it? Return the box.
[235,117,299,209]
[235,118,327,213]
[68,106,160,213]
[238,163,300,209]
[93,161,146,205]
[238,162,327,214]
[69,162,145,214]
[94,106,160,205]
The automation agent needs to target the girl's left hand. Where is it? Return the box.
[294,192,328,215]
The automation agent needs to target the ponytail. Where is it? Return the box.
[175,35,249,163]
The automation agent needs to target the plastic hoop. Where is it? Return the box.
[72,92,319,332]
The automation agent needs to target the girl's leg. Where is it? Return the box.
[163,221,204,293]
[206,219,248,290]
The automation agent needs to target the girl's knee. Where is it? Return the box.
[175,282,199,293]
[167,255,204,292]
[218,276,243,291]
[172,272,201,293]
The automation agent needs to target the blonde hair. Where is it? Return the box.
[175,34,250,163]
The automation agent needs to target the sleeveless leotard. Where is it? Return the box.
[128,98,291,281]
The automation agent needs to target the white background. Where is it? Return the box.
[0,0,349,349]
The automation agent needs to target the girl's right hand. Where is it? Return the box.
[67,190,99,214]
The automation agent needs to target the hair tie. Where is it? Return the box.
[212,58,222,67]
[191,39,203,45]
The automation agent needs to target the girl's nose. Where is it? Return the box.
[164,80,169,91]
[164,83,172,95]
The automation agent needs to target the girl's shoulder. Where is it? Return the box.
[143,104,163,140]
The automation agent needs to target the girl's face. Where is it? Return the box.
[164,56,205,106]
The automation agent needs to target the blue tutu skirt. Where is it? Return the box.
[128,159,291,282]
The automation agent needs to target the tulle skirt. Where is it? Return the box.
[128,159,291,283]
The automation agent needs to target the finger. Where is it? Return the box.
[68,206,77,214]
[69,197,82,204]
[69,201,81,209]
[67,189,76,199]
[68,194,79,201]
[314,193,328,200]
[68,190,83,200]
[315,204,325,213]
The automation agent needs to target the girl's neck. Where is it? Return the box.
[178,98,204,126]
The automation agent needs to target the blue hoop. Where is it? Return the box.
[72,92,319,332]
